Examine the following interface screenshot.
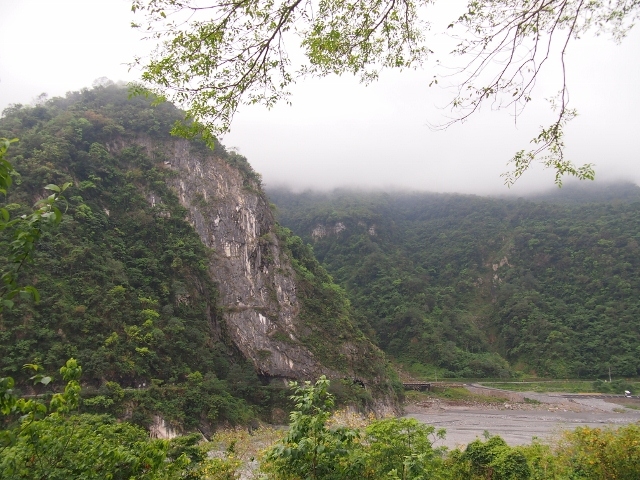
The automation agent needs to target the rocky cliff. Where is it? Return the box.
[0,86,399,418]
[132,137,396,401]
[158,140,319,379]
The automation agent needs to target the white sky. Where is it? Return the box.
[1,0,639,195]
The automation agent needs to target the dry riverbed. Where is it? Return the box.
[211,391,640,479]
[404,393,640,449]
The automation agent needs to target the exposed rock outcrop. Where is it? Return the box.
[104,137,400,412]
[311,221,376,240]
[155,140,325,379]
[149,415,181,439]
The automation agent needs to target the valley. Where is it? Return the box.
[2,85,640,478]
[269,187,640,381]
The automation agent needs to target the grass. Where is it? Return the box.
[478,379,640,394]
[405,387,509,404]
[478,380,597,393]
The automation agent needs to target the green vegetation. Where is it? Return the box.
[262,376,447,479]
[130,1,639,183]
[269,188,640,379]
[261,377,640,480]
[593,379,638,395]
[480,379,640,395]
[0,138,70,311]
[276,225,402,402]
[405,387,509,404]
[480,380,599,393]
[1,359,242,479]
[0,86,285,429]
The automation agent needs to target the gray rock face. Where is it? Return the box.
[155,139,326,380]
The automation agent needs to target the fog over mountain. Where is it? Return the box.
[1,0,639,195]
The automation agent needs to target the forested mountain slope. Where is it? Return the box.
[269,187,640,379]
[0,87,397,432]
[525,181,640,204]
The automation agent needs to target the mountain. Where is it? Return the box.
[523,181,640,204]
[268,187,640,379]
[0,87,399,432]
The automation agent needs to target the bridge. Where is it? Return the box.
[402,382,431,391]
[402,381,465,391]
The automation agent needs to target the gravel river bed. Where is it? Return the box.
[405,395,640,448]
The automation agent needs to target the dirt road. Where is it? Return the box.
[405,395,640,449]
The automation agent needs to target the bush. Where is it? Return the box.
[593,379,636,395]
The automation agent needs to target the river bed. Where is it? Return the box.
[405,397,640,449]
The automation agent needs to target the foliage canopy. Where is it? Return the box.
[270,186,640,379]
[0,138,70,312]
[0,86,275,429]
[130,0,639,183]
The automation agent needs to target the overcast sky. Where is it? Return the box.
[1,0,639,195]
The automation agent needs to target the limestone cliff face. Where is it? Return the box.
[147,139,327,380]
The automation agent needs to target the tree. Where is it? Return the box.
[460,436,531,480]
[262,376,361,479]
[0,359,205,479]
[1,359,82,456]
[362,417,445,479]
[0,137,71,311]
[130,0,638,184]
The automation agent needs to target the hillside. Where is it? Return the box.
[268,187,640,379]
[0,87,398,433]
[524,181,640,205]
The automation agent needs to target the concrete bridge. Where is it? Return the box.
[403,382,432,391]
[402,381,465,391]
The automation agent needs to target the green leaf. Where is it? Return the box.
[22,285,40,302]
[23,363,42,372]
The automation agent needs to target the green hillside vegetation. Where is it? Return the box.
[525,181,640,205]
[4,371,640,479]
[0,87,264,427]
[0,86,391,434]
[276,225,396,395]
[269,188,640,380]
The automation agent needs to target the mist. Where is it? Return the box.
[2,0,639,196]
